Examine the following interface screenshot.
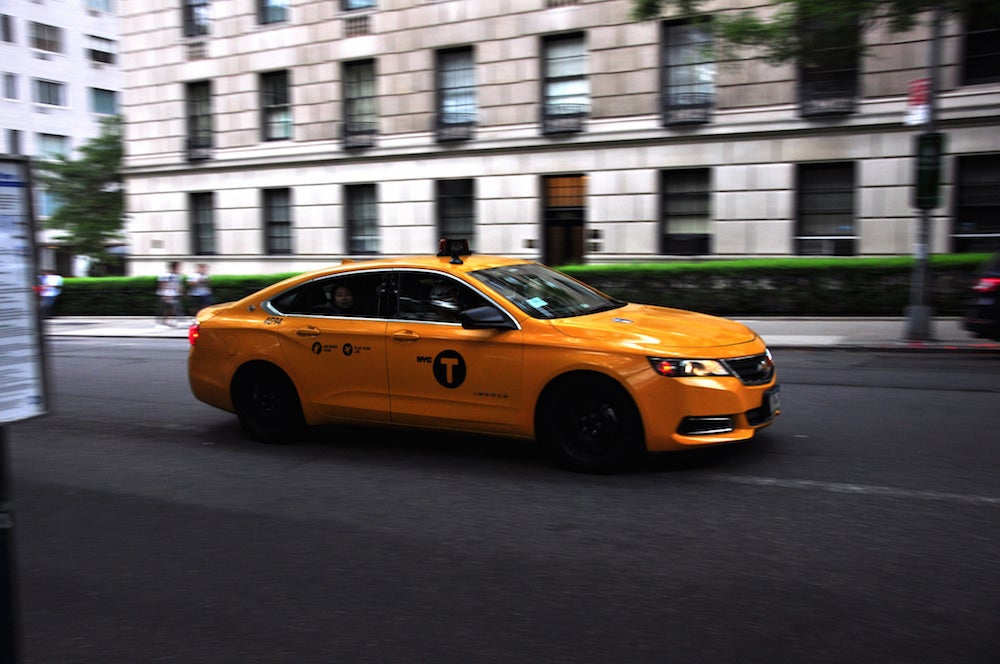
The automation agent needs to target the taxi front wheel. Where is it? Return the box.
[232,363,305,444]
[537,375,644,474]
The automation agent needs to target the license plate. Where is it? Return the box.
[765,386,782,416]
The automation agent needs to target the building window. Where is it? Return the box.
[542,34,588,134]
[962,7,1000,86]
[343,60,377,149]
[184,0,210,37]
[87,0,114,12]
[87,36,116,65]
[30,22,63,53]
[38,189,62,218]
[436,48,476,143]
[3,73,17,100]
[796,162,856,255]
[90,88,117,115]
[1,15,14,43]
[953,154,1000,252]
[661,169,711,255]
[342,0,375,9]
[798,16,859,117]
[662,21,714,126]
[346,184,378,254]
[186,81,213,160]
[263,188,293,255]
[260,71,291,141]
[190,192,216,255]
[436,179,475,240]
[7,130,21,154]
[37,133,69,159]
[258,0,288,25]
[33,79,65,106]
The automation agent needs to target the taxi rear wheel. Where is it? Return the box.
[538,375,644,474]
[232,363,305,444]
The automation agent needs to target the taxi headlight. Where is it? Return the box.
[648,357,732,378]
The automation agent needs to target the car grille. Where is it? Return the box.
[723,353,774,386]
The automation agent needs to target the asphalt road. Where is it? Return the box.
[4,338,999,664]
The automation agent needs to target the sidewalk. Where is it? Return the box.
[41,315,999,351]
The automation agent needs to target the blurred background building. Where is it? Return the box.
[1,0,121,276]
[124,2,1000,274]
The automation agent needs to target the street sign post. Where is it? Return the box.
[0,155,48,664]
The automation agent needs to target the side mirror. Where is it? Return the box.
[459,305,516,330]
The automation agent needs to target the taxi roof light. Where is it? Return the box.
[437,238,472,264]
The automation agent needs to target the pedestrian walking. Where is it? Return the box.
[156,261,184,326]
[37,269,64,319]
[187,263,213,313]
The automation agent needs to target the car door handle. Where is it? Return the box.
[296,326,321,337]
[392,330,420,342]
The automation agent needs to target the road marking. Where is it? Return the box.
[712,474,1000,507]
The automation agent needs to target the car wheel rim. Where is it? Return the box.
[566,402,620,459]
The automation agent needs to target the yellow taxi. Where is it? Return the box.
[188,240,780,473]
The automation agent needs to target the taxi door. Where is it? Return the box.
[385,272,523,435]
[272,277,390,423]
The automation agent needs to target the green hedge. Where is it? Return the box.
[562,254,990,317]
[49,255,990,317]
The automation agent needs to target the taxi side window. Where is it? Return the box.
[323,275,381,317]
[271,283,331,315]
[397,274,488,323]
[271,275,384,317]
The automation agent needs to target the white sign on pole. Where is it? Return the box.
[0,157,47,423]
[905,78,930,126]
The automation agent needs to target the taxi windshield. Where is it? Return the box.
[471,263,625,320]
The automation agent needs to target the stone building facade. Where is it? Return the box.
[1,0,121,275]
[120,0,1000,276]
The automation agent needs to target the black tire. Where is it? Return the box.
[231,364,305,444]
[537,375,645,474]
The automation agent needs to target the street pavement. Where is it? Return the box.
[41,315,1000,351]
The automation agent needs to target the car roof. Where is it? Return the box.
[254,253,536,298]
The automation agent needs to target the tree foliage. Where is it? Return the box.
[631,0,994,64]
[35,115,125,264]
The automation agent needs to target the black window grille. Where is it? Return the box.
[260,71,291,141]
[343,60,377,148]
[798,16,859,118]
[962,7,1000,85]
[190,192,216,255]
[542,34,588,134]
[264,188,293,255]
[661,21,714,126]
[796,162,856,255]
[186,81,212,161]
[437,180,475,239]
[436,48,476,142]
[954,154,1000,252]
[346,184,378,254]
[661,169,711,255]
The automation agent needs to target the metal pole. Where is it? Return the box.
[0,427,21,664]
[905,7,942,341]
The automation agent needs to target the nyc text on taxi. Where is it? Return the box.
[188,241,781,473]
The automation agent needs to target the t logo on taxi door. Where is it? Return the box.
[433,350,466,389]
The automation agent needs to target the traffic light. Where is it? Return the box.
[913,132,945,210]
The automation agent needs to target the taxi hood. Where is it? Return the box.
[549,303,759,351]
